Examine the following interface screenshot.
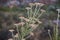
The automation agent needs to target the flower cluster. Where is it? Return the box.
[19,16,30,22]
[29,2,45,7]
[14,22,25,26]
[8,38,13,40]
[29,3,35,6]
[56,9,60,13]
[40,9,46,13]
[14,33,18,38]
[25,7,31,10]
[29,24,38,29]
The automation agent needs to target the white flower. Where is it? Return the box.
[14,33,18,38]
[37,20,42,24]
[19,16,25,19]
[14,22,25,26]
[48,29,50,32]
[24,18,30,22]
[29,3,35,6]
[35,3,40,5]
[40,9,46,13]
[56,9,60,13]
[8,38,13,40]
[14,23,20,26]
[14,23,21,26]
[9,29,14,32]
[9,5,14,8]
[19,16,30,22]
[30,32,34,36]
[35,3,45,7]
[34,18,42,24]
[20,22,25,26]
[22,39,25,40]
[25,7,31,10]
[29,24,38,29]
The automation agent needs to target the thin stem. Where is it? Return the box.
[53,25,56,40]
[48,31,52,40]
[35,5,41,17]
[33,5,38,17]
[12,32,15,40]
[16,25,20,40]
[20,19,24,40]
[30,6,33,18]
[27,10,30,18]
[55,11,59,40]
[21,26,23,40]
[37,12,44,19]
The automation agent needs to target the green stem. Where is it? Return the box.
[12,32,15,40]
[48,31,52,40]
[33,5,38,18]
[35,5,41,17]
[55,11,59,40]
[37,12,44,19]
[30,6,33,18]
[27,10,30,18]
[16,25,20,40]
[21,19,24,40]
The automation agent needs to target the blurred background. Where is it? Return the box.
[0,0,60,40]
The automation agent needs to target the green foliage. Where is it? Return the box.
[0,7,26,12]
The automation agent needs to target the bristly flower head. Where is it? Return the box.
[9,5,14,8]
[35,3,45,7]
[29,3,35,6]
[22,39,25,40]
[14,23,20,26]
[24,18,30,22]
[56,9,60,13]
[40,9,46,13]
[9,29,14,32]
[25,7,31,10]
[29,24,38,29]
[14,22,25,26]
[19,16,25,19]
[30,32,34,36]
[20,22,25,26]
[14,33,18,38]
[8,38,13,40]
[48,29,50,32]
